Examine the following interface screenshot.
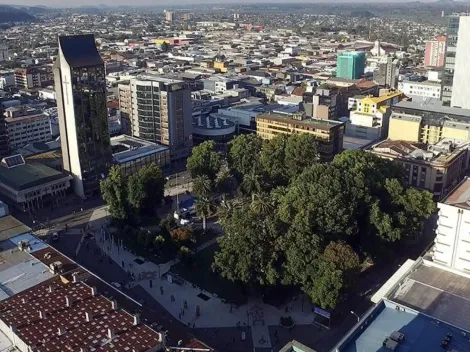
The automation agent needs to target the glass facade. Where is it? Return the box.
[118,151,170,177]
[71,66,112,197]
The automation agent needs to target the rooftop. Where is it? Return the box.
[442,177,470,209]
[0,162,71,191]
[392,100,470,119]
[111,135,169,164]
[362,90,403,104]
[257,112,344,130]
[0,215,30,242]
[58,34,104,68]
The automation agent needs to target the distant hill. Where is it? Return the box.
[0,5,36,23]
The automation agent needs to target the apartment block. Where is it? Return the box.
[14,67,41,89]
[388,101,470,144]
[424,36,446,68]
[369,139,470,198]
[256,111,345,161]
[124,75,193,160]
[336,52,366,80]
[400,80,442,100]
[346,90,404,140]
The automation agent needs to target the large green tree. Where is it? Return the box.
[260,134,288,186]
[213,203,285,285]
[186,141,221,180]
[284,134,319,179]
[228,134,263,177]
[100,166,129,221]
[128,163,166,217]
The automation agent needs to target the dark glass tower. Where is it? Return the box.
[53,34,112,199]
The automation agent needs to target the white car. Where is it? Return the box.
[111,282,121,289]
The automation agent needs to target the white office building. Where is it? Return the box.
[400,80,442,100]
[434,177,470,272]
[451,16,470,109]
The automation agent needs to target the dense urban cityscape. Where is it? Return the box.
[0,1,468,351]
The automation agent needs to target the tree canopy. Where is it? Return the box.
[186,141,221,180]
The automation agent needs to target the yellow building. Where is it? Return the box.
[214,60,229,73]
[369,139,470,199]
[389,101,470,144]
[357,90,404,114]
[256,112,345,161]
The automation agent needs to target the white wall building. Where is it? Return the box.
[400,80,442,100]
[451,16,470,109]
[434,178,470,272]
[5,112,52,150]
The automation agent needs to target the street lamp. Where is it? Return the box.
[351,310,360,322]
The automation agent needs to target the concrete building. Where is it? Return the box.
[369,138,470,198]
[372,57,397,88]
[442,14,462,104]
[336,52,366,80]
[166,11,175,23]
[424,36,446,68]
[433,177,470,271]
[192,113,236,150]
[126,75,193,160]
[451,16,470,109]
[345,90,404,141]
[5,108,52,150]
[111,135,171,176]
[256,111,345,161]
[302,88,337,120]
[401,80,442,100]
[54,34,112,199]
[14,67,41,89]
[0,71,15,90]
[0,154,72,211]
[118,83,132,135]
[388,101,470,144]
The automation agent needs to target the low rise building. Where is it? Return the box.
[369,138,470,198]
[345,90,405,140]
[400,80,442,100]
[192,113,236,150]
[5,107,52,150]
[0,154,72,211]
[111,134,171,176]
[256,111,344,161]
[388,101,470,144]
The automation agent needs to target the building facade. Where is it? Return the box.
[256,112,344,161]
[126,75,193,160]
[14,68,41,89]
[346,90,404,141]
[424,36,446,68]
[400,80,442,100]
[435,177,470,271]
[373,57,397,88]
[388,101,470,144]
[54,34,112,199]
[369,139,470,198]
[442,14,461,103]
[5,110,52,151]
[451,16,470,109]
[336,52,366,80]
[118,83,132,135]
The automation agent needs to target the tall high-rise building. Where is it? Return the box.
[373,57,398,88]
[451,16,470,109]
[0,106,8,158]
[442,14,462,103]
[424,36,446,67]
[53,34,112,199]
[165,11,175,23]
[124,75,192,160]
[336,52,366,80]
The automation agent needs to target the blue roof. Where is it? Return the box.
[344,303,470,352]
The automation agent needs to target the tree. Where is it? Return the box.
[128,163,166,217]
[215,167,236,202]
[323,241,360,272]
[192,175,213,200]
[161,41,170,52]
[170,226,193,242]
[100,166,129,221]
[195,197,214,231]
[251,192,275,216]
[240,169,263,201]
[213,204,285,285]
[228,134,263,178]
[260,134,288,186]
[186,141,221,180]
[284,134,319,179]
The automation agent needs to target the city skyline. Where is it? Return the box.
[0,0,462,6]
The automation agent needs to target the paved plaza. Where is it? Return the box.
[74,207,322,351]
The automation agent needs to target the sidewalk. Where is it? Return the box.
[84,205,317,351]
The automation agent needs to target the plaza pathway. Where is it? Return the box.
[82,207,319,351]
